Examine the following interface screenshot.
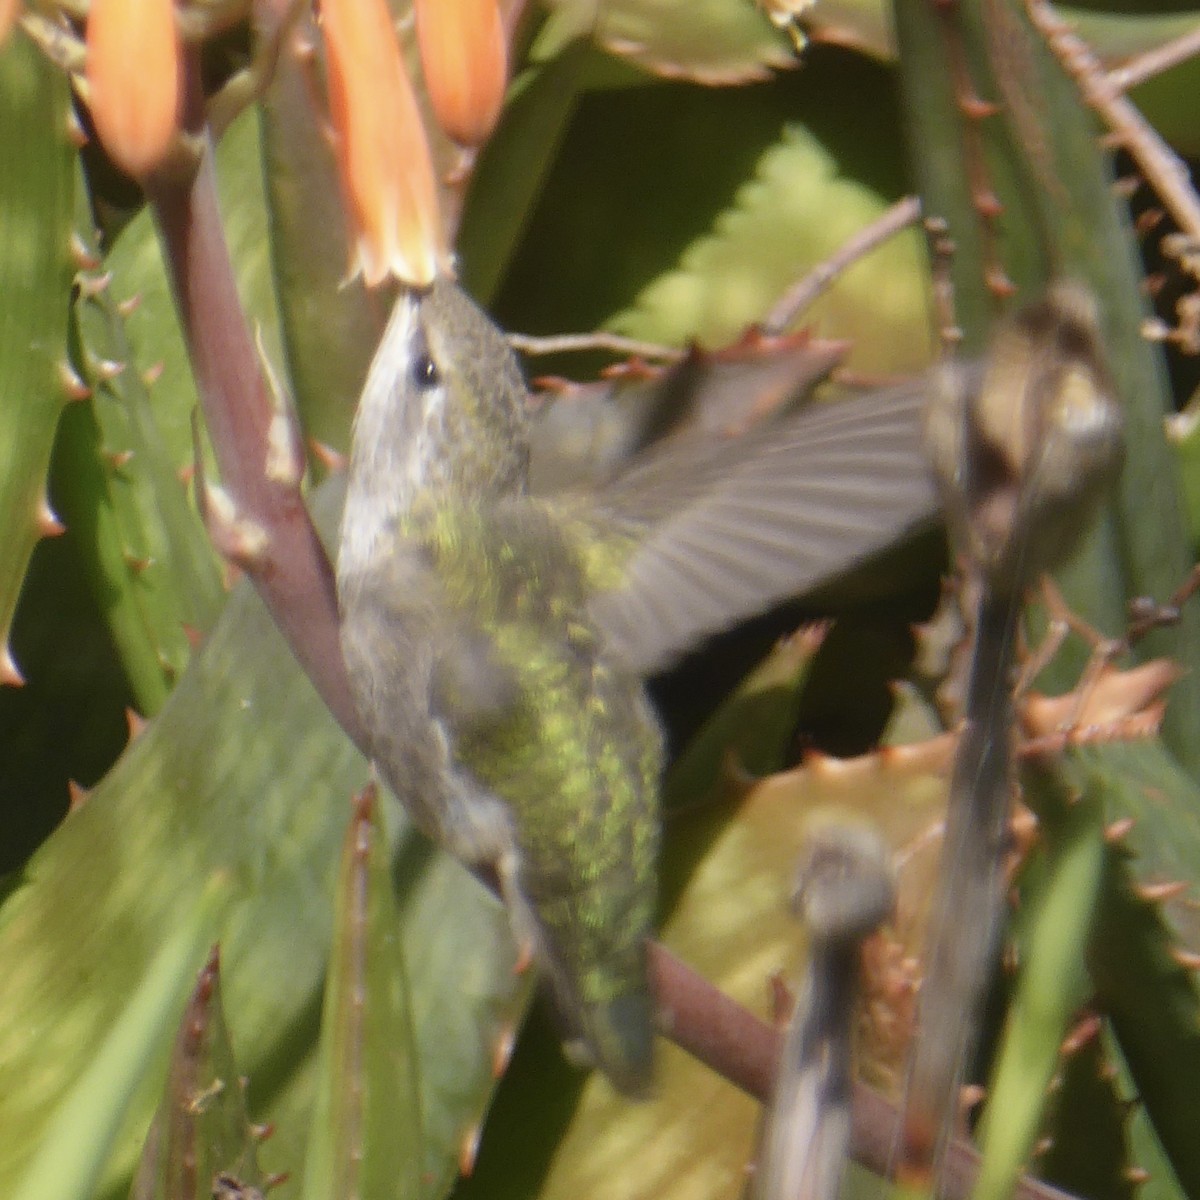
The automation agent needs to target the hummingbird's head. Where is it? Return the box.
[341,278,531,569]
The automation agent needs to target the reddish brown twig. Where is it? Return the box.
[145,41,365,746]
[649,944,1078,1200]
[764,195,924,334]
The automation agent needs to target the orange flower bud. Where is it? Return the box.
[321,0,446,288]
[1,0,21,46]
[415,0,507,147]
[86,0,181,178]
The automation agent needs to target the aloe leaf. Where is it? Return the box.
[493,53,933,379]
[1038,1028,1135,1200]
[55,209,224,715]
[973,761,1106,1200]
[0,484,523,1200]
[606,118,932,373]
[892,0,1200,768]
[809,0,1200,154]
[458,41,592,306]
[1109,1041,1186,1200]
[0,28,74,684]
[534,0,795,84]
[12,889,222,1200]
[663,625,826,811]
[1010,731,1200,1198]
[1166,410,1200,552]
[1090,847,1200,1200]
[302,789,423,1200]
[129,947,266,1200]
[257,24,391,459]
[1067,736,1200,953]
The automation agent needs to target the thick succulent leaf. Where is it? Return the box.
[892,0,1200,770]
[606,120,933,372]
[1007,727,1200,1199]
[303,790,423,1200]
[1089,848,1200,1200]
[0,483,524,1200]
[492,54,933,378]
[12,893,221,1200]
[805,0,1200,153]
[0,527,136,873]
[1065,736,1200,953]
[130,949,266,1200]
[661,625,827,817]
[534,0,796,84]
[257,18,392,458]
[1037,1029,1135,1200]
[459,43,593,306]
[56,210,225,715]
[1107,1035,1184,1200]
[1166,409,1200,552]
[0,29,74,683]
[973,764,1106,1200]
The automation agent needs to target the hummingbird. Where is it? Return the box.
[335,277,937,1095]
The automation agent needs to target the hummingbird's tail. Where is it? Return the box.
[508,881,656,1096]
[569,985,655,1098]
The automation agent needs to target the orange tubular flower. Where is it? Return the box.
[415,0,508,147]
[1,0,20,46]
[86,0,181,179]
[321,0,446,288]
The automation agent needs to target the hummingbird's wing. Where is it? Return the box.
[583,376,947,675]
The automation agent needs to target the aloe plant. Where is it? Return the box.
[3,1,1200,1199]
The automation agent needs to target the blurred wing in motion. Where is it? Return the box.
[587,378,944,675]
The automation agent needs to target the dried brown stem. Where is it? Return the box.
[648,943,1077,1200]
[1109,24,1200,94]
[764,195,923,335]
[1028,0,1200,249]
[146,41,365,747]
[507,331,684,361]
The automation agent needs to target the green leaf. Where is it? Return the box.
[892,0,1200,770]
[303,790,423,1200]
[12,889,221,1200]
[1038,1029,1136,1200]
[534,0,796,84]
[0,485,524,1200]
[974,764,1106,1200]
[607,120,933,372]
[1090,848,1200,1200]
[1018,732,1200,1199]
[56,209,224,716]
[258,51,389,459]
[0,28,74,681]
[130,947,266,1200]
[493,51,933,380]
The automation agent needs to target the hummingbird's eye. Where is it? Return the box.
[412,352,441,390]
